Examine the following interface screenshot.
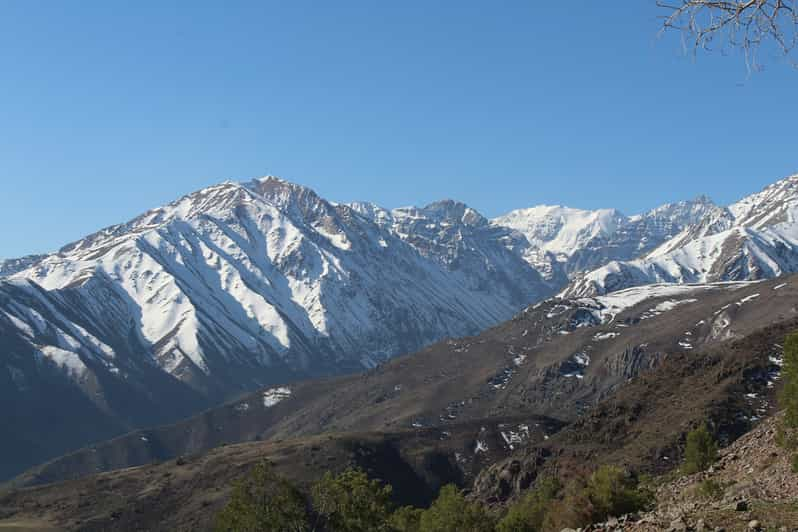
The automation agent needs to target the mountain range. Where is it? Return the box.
[2,173,798,481]
[563,175,798,297]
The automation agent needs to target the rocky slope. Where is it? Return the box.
[579,414,798,531]
[471,313,791,504]
[564,175,798,298]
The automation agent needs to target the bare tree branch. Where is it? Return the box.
[657,0,798,70]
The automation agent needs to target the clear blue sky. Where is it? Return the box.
[1,1,796,258]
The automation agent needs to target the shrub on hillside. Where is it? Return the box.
[311,468,394,532]
[389,505,423,532]
[696,479,724,500]
[496,477,560,532]
[682,423,718,474]
[537,466,651,529]
[583,465,652,523]
[214,460,309,532]
[419,484,496,532]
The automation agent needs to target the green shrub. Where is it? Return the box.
[390,506,423,532]
[214,460,309,532]
[791,454,798,474]
[497,477,560,532]
[311,468,394,532]
[696,479,724,500]
[781,333,798,429]
[419,484,496,532]
[682,424,718,474]
[583,465,651,522]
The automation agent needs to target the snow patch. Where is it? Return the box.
[262,387,291,407]
[38,345,88,377]
[737,293,760,306]
[593,331,620,341]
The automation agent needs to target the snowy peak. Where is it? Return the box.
[730,174,798,229]
[347,201,392,224]
[247,176,321,214]
[9,171,798,487]
[561,173,798,298]
[492,205,625,258]
[2,175,554,420]
[489,196,718,282]
[395,199,488,228]
[638,195,717,227]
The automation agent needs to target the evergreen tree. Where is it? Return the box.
[682,423,718,474]
[584,465,651,522]
[419,484,495,532]
[497,477,560,532]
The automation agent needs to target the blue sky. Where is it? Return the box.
[1,1,796,258]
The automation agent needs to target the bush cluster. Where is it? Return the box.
[214,462,654,532]
[214,463,495,532]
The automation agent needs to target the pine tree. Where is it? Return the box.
[419,484,496,532]
[682,424,718,474]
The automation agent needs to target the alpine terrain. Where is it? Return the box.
[564,175,798,297]
[3,172,798,499]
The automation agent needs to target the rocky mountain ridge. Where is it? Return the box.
[564,175,798,298]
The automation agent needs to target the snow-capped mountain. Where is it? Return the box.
[5,172,797,481]
[1,178,552,406]
[0,175,755,415]
[0,176,562,479]
[349,199,550,300]
[563,175,798,297]
[492,196,718,283]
